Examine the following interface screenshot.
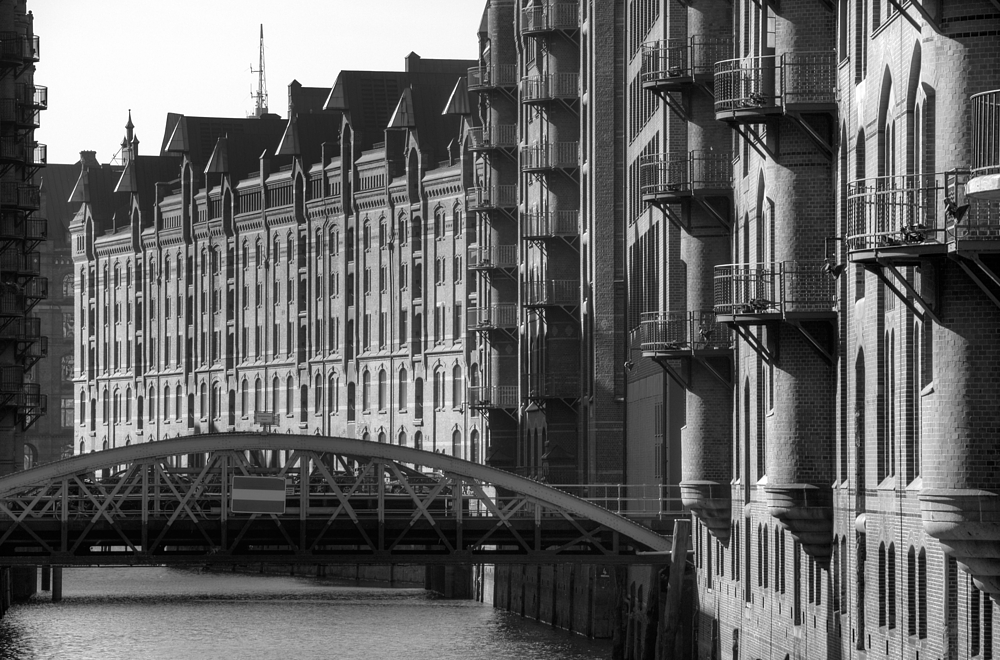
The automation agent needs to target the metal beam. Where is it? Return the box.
[874,259,941,324]
[788,321,834,365]
[0,433,672,553]
[786,113,833,161]
[955,258,1000,313]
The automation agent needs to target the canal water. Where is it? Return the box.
[0,567,612,660]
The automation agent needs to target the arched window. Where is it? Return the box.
[362,371,371,411]
[452,365,462,408]
[80,390,87,425]
[148,386,156,420]
[328,374,336,414]
[62,274,74,297]
[452,429,462,460]
[199,384,207,419]
[213,384,221,420]
[163,386,170,420]
[470,430,479,463]
[414,431,423,451]
[414,378,423,420]
[879,542,887,627]
[175,387,182,420]
[79,440,85,456]
[434,207,445,239]
[399,367,408,411]
[378,369,387,411]
[240,380,248,416]
[314,374,323,415]
[125,387,132,422]
[378,431,386,444]
[272,377,280,415]
[398,429,407,446]
[299,385,308,423]
[888,543,897,629]
[917,548,927,639]
[347,382,356,422]
[254,378,262,413]
[286,377,294,416]
[433,369,443,410]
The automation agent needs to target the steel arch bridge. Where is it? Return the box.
[0,433,672,567]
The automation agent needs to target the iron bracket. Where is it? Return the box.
[786,113,833,161]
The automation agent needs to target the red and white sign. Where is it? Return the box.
[231,476,286,514]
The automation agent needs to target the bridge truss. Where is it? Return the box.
[0,434,673,567]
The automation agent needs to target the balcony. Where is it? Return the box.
[522,210,579,239]
[714,52,835,123]
[845,172,998,263]
[468,124,517,151]
[0,249,40,277]
[467,65,518,91]
[30,144,46,167]
[468,303,518,331]
[640,150,732,204]
[520,73,579,104]
[0,182,39,210]
[0,136,25,163]
[641,36,731,92]
[520,141,580,172]
[714,261,836,323]
[468,244,518,270]
[524,279,579,307]
[640,311,732,357]
[0,32,21,66]
[16,83,46,110]
[0,294,23,316]
[527,372,578,399]
[968,89,1000,200]
[23,35,38,62]
[468,385,519,410]
[24,277,47,299]
[467,185,517,211]
[0,365,22,393]
[521,2,579,34]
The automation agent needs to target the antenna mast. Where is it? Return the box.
[251,24,268,117]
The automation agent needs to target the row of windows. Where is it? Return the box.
[78,364,472,428]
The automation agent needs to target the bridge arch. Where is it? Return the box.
[0,433,672,566]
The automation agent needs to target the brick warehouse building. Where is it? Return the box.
[629,0,1000,659]
[69,54,491,463]
[0,2,46,475]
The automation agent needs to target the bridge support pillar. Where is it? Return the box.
[51,567,62,603]
[425,564,473,599]
[40,566,50,591]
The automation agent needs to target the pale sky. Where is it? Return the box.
[33,1,485,165]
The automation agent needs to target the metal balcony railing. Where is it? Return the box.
[24,35,38,62]
[522,210,579,238]
[520,73,579,103]
[0,365,22,393]
[846,172,965,254]
[0,294,23,316]
[640,310,732,353]
[714,51,835,118]
[641,36,731,87]
[0,249,40,276]
[527,372,578,399]
[31,144,46,166]
[639,150,732,199]
[520,141,580,171]
[24,277,47,299]
[521,2,579,33]
[468,303,518,330]
[524,279,579,306]
[467,185,517,211]
[0,136,24,162]
[15,383,41,408]
[467,65,518,91]
[25,217,46,240]
[714,261,836,318]
[468,124,517,150]
[0,182,39,210]
[972,89,1000,178]
[468,244,518,269]
[467,385,519,409]
[0,32,21,63]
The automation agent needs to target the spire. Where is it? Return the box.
[251,24,269,118]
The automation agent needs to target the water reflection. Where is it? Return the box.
[0,567,610,660]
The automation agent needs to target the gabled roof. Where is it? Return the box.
[275,111,341,168]
[38,162,83,239]
[160,113,287,179]
[324,56,475,160]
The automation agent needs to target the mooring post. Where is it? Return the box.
[51,567,62,603]
[656,518,692,660]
